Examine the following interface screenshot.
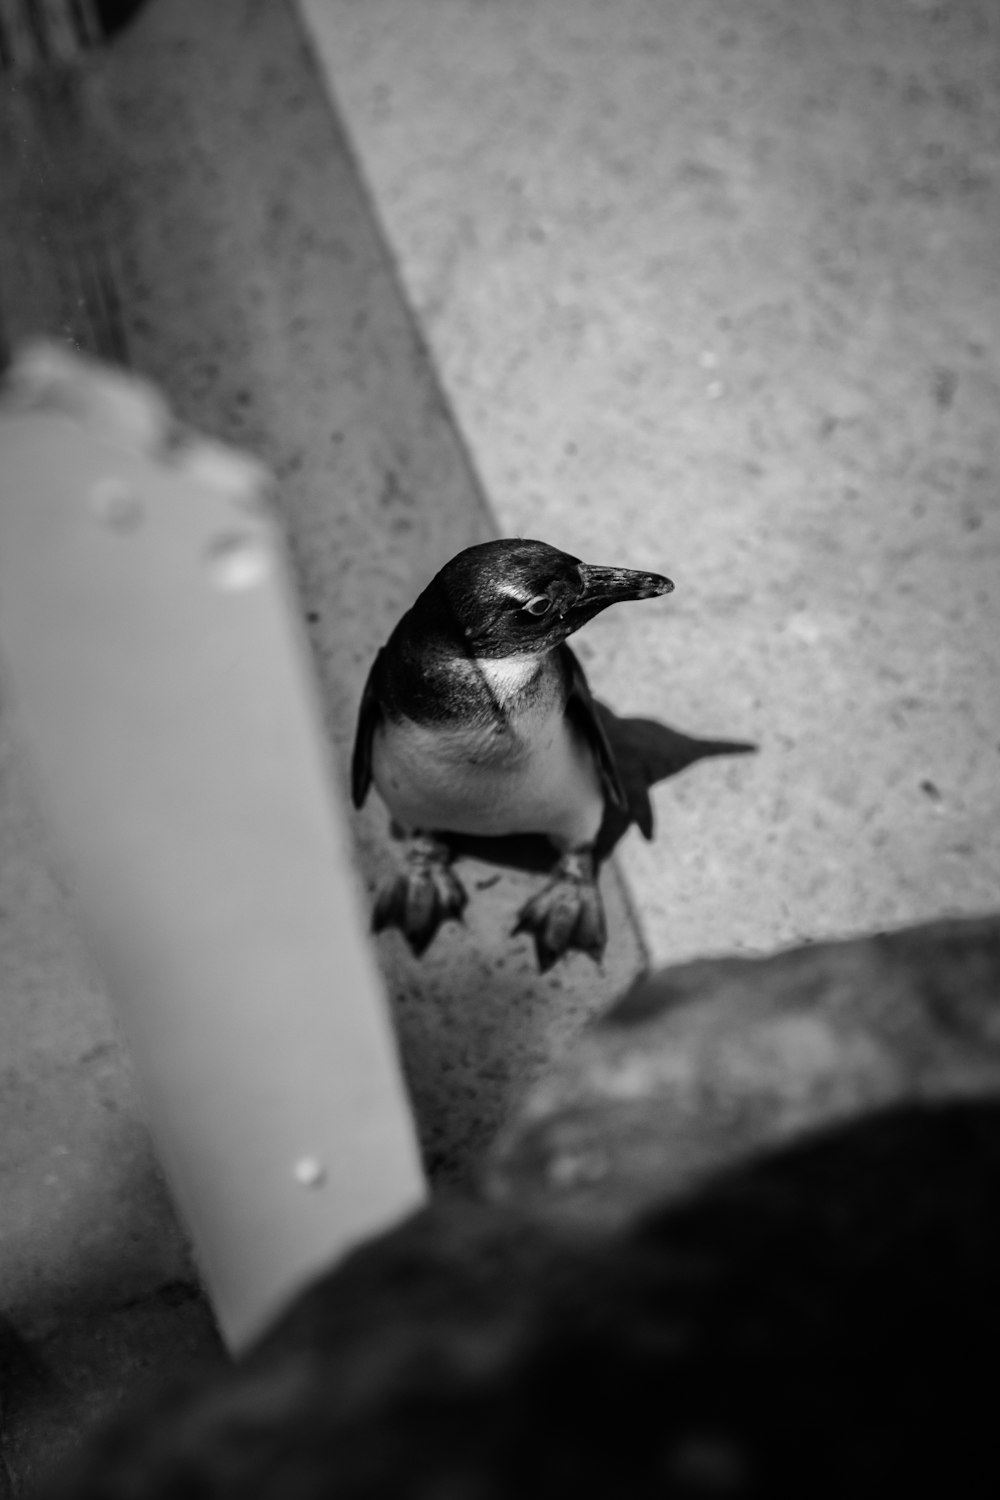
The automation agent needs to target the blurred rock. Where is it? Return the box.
[61,1097,1000,1498]
[488,913,1000,1229]
[53,913,1000,1498]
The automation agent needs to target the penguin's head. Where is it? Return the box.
[427,538,674,658]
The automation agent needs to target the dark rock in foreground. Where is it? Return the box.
[490,913,1000,1228]
[58,915,1000,1499]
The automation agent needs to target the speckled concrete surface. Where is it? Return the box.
[0,0,646,1390]
[76,0,647,1187]
[300,0,1000,965]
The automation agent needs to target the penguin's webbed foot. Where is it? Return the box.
[373,835,468,956]
[513,848,607,973]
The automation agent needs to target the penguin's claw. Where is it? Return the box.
[372,839,468,956]
[513,849,607,972]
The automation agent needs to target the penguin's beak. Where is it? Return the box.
[576,564,674,606]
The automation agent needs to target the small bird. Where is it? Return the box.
[351,538,673,970]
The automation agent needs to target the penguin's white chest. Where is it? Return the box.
[370,659,605,850]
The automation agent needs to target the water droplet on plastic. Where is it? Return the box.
[206,532,269,590]
[293,1157,326,1189]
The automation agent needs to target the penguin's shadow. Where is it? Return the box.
[441,707,757,874]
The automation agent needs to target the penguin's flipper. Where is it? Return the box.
[373,834,469,957]
[560,644,627,814]
[513,848,607,973]
[351,648,387,809]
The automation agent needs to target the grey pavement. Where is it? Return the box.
[303,0,1000,964]
[2,0,999,1488]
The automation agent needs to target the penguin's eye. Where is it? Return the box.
[522,594,553,617]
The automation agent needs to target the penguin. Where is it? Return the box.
[351,538,673,971]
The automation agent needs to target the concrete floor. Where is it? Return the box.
[301,0,1000,966]
[1,0,999,1484]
